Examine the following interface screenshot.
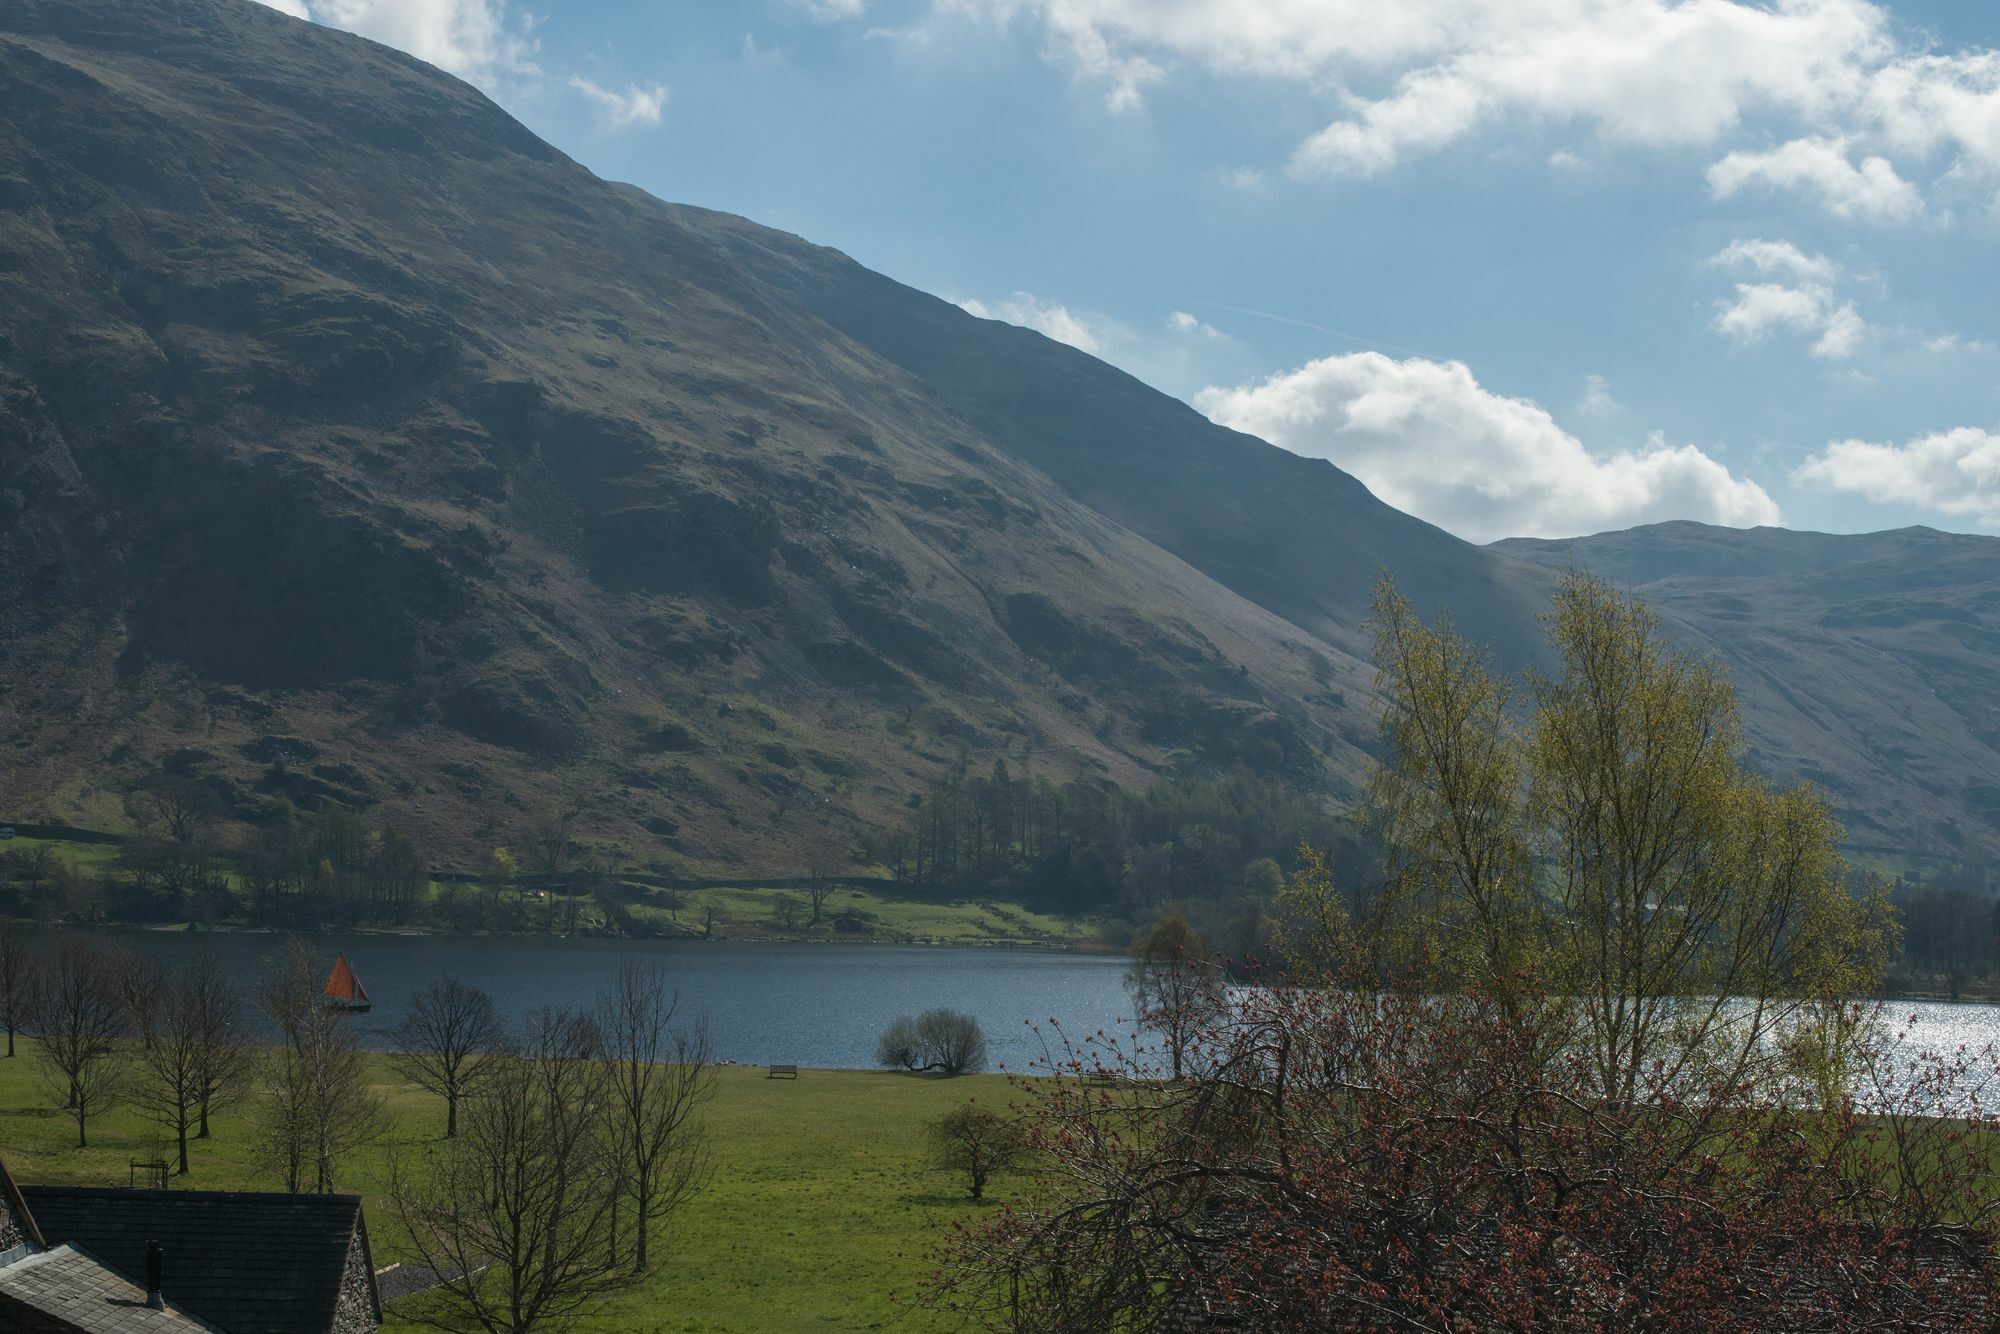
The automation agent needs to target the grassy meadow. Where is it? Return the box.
[0,1047,1018,1331]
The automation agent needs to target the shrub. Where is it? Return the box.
[876,1008,988,1075]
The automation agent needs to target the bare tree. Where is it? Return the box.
[879,1009,989,1075]
[255,939,384,1193]
[926,1103,1022,1200]
[13,845,56,904]
[803,840,845,928]
[393,977,502,1138]
[877,1015,923,1071]
[128,773,225,846]
[392,1009,628,1332]
[525,807,577,933]
[919,1009,988,1075]
[0,917,37,1058]
[31,939,127,1148]
[597,964,714,1273]
[109,945,168,1048]
[184,948,249,1141]
[131,955,233,1175]
[766,893,804,931]
[1124,916,1225,1081]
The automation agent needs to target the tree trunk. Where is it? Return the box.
[177,1122,190,1176]
[446,1090,458,1138]
[75,1106,87,1149]
[197,1097,211,1139]
[635,1178,650,1272]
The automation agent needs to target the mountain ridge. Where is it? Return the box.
[0,0,1994,873]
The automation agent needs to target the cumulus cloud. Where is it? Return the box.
[1194,352,1779,542]
[301,0,538,85]
[1797,427,2000,528]
[1707,135,1921,222]
[569,77,669,127]
[947,1,2000,217]
[957,292,1104,354]
[1709,239,1867,359]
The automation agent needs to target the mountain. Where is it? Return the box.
[1497,523,2000,855]
[0,0,1992,872]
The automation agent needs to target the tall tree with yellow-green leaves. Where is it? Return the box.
[1364,571,1891,1105]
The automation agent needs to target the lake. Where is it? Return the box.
[26,928,1138,1072]
[25,927,2000,1086]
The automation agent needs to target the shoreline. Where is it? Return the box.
[28,917,1120,956]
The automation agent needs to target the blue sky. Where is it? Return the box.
[258,0,2000,543]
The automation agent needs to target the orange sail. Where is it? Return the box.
[322,952,371,1008]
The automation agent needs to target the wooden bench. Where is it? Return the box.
[767,1063,799,1079]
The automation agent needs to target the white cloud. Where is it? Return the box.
[1577,373,1619,416]
[1923,333,1994,355]
[1711,237,1836,284]
[796,0,868,19]
[1709,239,1867,360]
[957,292,1104,354]
[304,0,538,86]
[951,2,1890,168]
[1707,135,1920,222]
[1168,310,1225,339]
[1812,301,1867,358]
[569,77,669,127]
[1797,427,2000,528]
[254,0,312,18]
[1194,352,1779,542]
[1865,51,2000,180]
[948,1,2000,218]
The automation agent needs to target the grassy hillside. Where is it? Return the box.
[0,0,1392,877]
[1498,523,2000,855]
[0,1049,1009,1330]
[0,0,1993,882]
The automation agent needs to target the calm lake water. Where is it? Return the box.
[27,928,1137,1071]
[28,926,2000,1084]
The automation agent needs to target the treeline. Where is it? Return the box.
[1884,854,2000,996]
[863,762,1359,904]
[858,762,1372,962]
[0,777,609,933]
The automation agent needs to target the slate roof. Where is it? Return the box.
[17,1187,376,1334]
[0,1242,219,1333]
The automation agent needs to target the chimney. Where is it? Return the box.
[144,1240,164,1311]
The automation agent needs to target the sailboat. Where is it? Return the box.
[321,952,372,1013]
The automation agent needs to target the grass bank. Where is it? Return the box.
[0,1049,1014,1330]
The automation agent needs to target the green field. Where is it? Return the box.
[0,1048,1015,1330]
[630,882,1103,948]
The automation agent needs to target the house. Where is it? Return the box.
[0,1156,380,1333]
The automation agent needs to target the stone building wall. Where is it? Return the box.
[332,1222,380,1333]
[0,1193,23,1252]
